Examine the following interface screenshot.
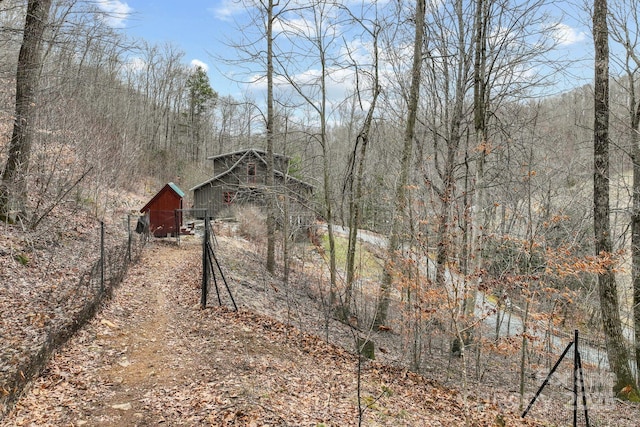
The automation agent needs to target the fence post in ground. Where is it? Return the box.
[574,329,578,427]
[575,330,590,427]
[100,221,105,294]
[201,214,209,309]
[175,209,180,246]
[127,214,132,263]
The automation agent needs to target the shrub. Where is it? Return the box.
[235,205,267,242]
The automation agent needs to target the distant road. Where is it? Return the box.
[320,222,611,370]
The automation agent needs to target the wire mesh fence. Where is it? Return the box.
[0,214,148,418]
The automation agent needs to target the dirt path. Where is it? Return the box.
[4,239,362,426]
[90,242,197,425]
[4,239,358,426]
[3,240,215,426]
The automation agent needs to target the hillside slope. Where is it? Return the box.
[3,236,546,426]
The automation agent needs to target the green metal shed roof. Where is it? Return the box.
[168,182,185,198]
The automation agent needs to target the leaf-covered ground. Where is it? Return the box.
[3,225,640,426]
[1,236,544,426]
[0,195,145,414]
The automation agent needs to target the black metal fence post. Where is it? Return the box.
[574,329,579,427]
[201,214,209,309]
[100,221,105,294]
[578,351,591,426]
[175,209,180,246]
[523,329,590,426]
[127,214,132,263]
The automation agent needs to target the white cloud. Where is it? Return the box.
[273,16,314,36]
[96,0,133,28]
[211,0,245,21]
[125,56,146,73]
[191,59,210,72]
[550,22,586,46]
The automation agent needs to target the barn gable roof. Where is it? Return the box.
[206,148,289,162]
[190,149,313,192]
[140,182,185,213]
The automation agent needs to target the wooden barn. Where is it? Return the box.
[190,149,313,221]
[140,182,185,237]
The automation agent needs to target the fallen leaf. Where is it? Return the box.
[101,319,118,329]
[111,402,132,411]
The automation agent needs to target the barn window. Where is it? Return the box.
[224,191,235,205]
[247,163,256,184]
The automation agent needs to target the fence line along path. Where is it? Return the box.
[4,234,558,426]
[3,237,369,426]
[2,240,213,425]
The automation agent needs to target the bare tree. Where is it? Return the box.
[593,0,637,396]
[273,0,342,303]
[264,0,278,273]
[609,0,640,384]
[375,0,426,327]
[219,0,292,273]
[1,0,53,223]
[343,16,382,318]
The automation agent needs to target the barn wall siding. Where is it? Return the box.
[193,149,313,225]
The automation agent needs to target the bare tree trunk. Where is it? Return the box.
[319,39,337,307]
[374,0,425,327]
[633,132,640,380]
[266,0,276,274]
[631,77,640,383]
[435,0,467,293]
[1,0,53,223]
[323,146,338,305]
[345,74,380,314]
[608,0,640,385]
[593,0,637,396]
[620,46,640,385]
[466,0,489,319]
[274,0,338,303]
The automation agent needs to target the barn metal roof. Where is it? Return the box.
[206,148,289,161]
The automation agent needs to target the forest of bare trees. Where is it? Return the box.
[4,0,640,408]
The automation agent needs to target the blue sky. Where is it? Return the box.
[97,0,596,99]
[98,1,240,94]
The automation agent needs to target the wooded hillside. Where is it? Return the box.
[2,0,640,423]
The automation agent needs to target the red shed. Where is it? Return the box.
[140,182,185,237]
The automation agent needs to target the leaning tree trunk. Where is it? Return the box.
[1,0,53,223]
[345,87,379,314]
[374,0,425,327]
[593,0,637,396]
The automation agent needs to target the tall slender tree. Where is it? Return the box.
[375,0,426,327]
[186,65,217,162]
[1,0,53,223]
[265,0,277,274]
[609,0,640,381]
[274,0,342,303]
[593,0,637,396]
[344,18,381,317]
